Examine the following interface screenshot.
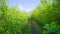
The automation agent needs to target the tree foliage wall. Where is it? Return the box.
[31,0,60,34]
[31,0,60,24]
[0,0,29,34]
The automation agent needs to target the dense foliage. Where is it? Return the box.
[31,0,60,34]
[0,0,29,34]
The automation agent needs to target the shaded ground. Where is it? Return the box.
[30,21,38,34]
[21,18,43,34]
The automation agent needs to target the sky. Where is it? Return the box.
[8,0,40,12]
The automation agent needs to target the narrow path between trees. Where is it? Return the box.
[30,21,38,34]
[22,18,44,34]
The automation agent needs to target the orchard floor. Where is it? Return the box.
[21,20,43,34]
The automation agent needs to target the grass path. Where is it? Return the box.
[21,19,44,34]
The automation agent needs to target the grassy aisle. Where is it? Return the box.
[30,21,38,34]
[32,21,43,34]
